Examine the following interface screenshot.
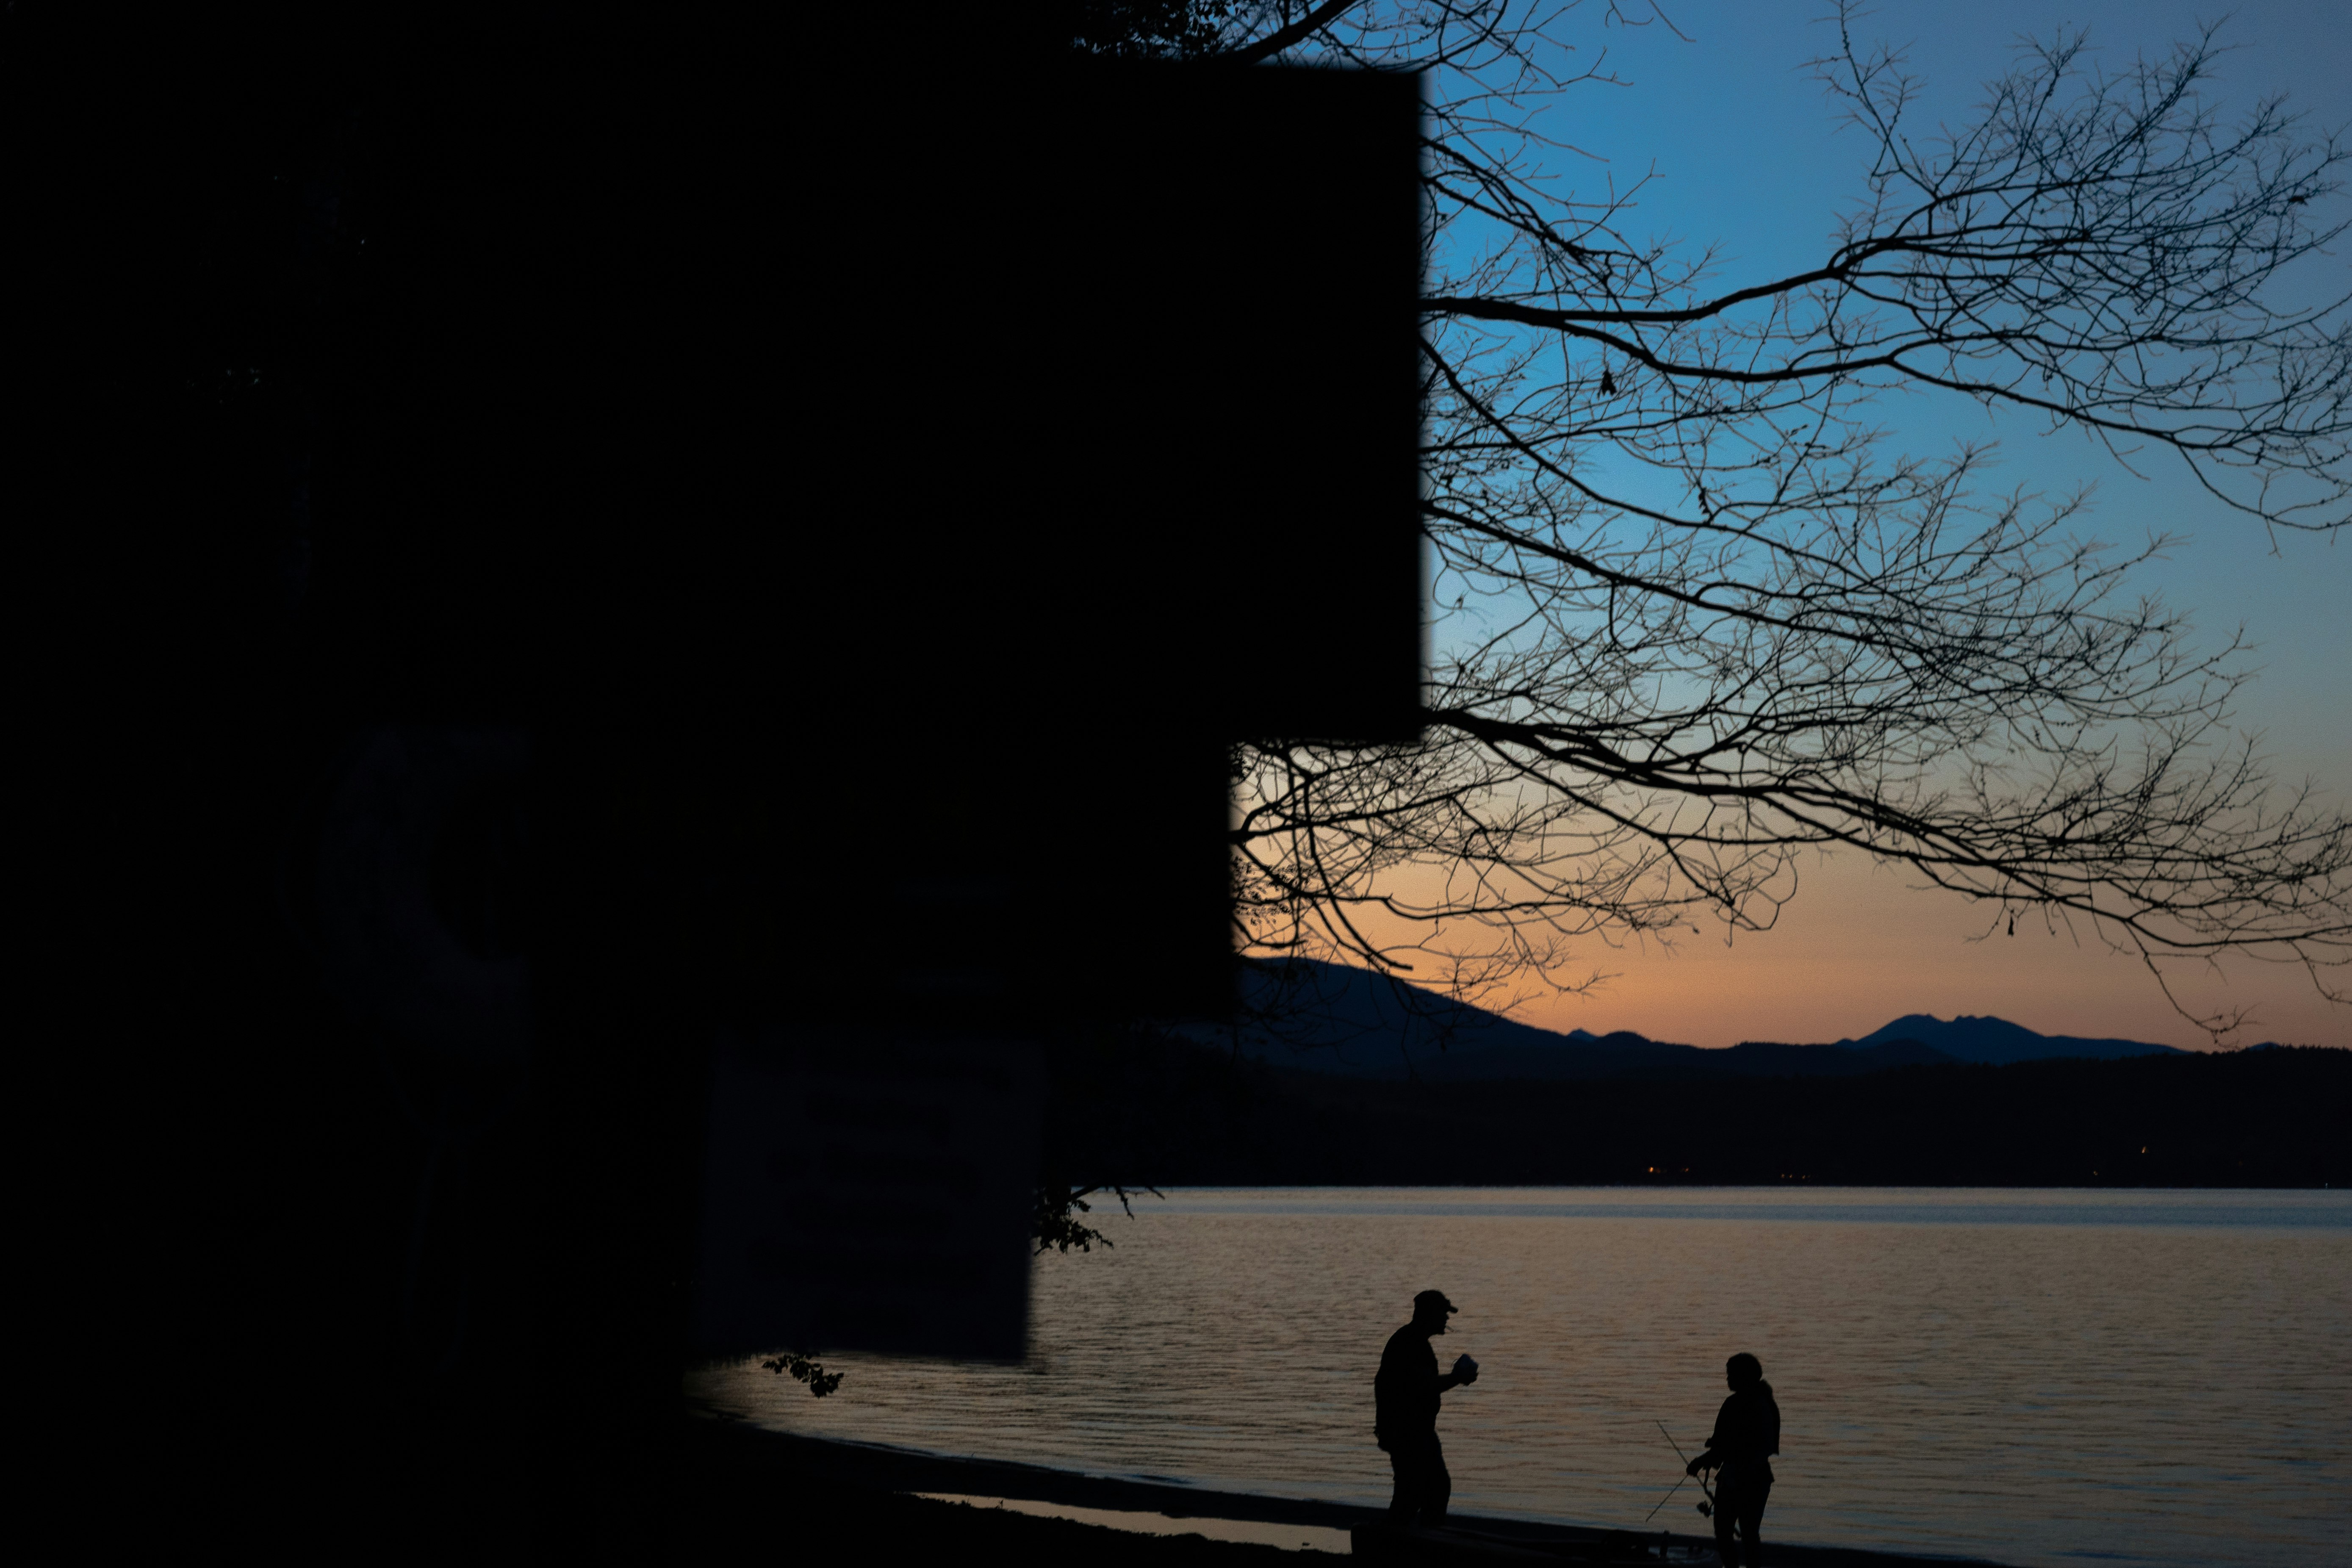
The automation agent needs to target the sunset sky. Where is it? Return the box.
[1313,0,2351,1050]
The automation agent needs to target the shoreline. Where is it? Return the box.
[681,1409,2013,1567]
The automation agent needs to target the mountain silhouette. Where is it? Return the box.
[1179,958,2190,1080]
[1844,1014,2185,1064]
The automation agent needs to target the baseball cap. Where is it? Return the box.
[1413,1289,1459,1315]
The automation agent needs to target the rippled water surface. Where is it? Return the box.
[688,1188,2352,1567]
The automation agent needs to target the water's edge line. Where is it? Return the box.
[683,1406,2016,1568]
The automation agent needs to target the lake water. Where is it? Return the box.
[686,1188,2352,1567]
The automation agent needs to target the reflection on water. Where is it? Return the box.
[913,1495,1358,1554]
[687,1188,2352,1568]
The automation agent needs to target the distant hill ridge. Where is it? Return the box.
[1844,1013,2189,1065]
[1187,957,2206,1081]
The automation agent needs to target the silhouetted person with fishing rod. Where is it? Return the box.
[1374,1289,1479,1527]
[1687,1352,1780,1567]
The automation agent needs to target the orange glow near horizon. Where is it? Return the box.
[1259,851,2345,1051]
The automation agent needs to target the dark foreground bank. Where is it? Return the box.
[676,1414,2009,1567]
[1042,1036,2351,1188]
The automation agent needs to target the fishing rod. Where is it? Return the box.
[1646,1421,1717,1524]
[1642,1422,1688,1526]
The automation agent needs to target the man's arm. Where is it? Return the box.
[1687,1399,1732,1474]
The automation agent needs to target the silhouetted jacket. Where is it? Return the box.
[1695,1382,1780,1485]
[1374,1325,1441,1450]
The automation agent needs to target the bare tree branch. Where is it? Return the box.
[1222,0,1368,64]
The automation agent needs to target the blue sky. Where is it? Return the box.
[1479,0,2349,772]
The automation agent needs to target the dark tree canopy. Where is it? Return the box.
[117,5,2345,1430]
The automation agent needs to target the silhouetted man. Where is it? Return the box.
[1687,1352,1780,1568]
[1374,1288,1478,1526]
